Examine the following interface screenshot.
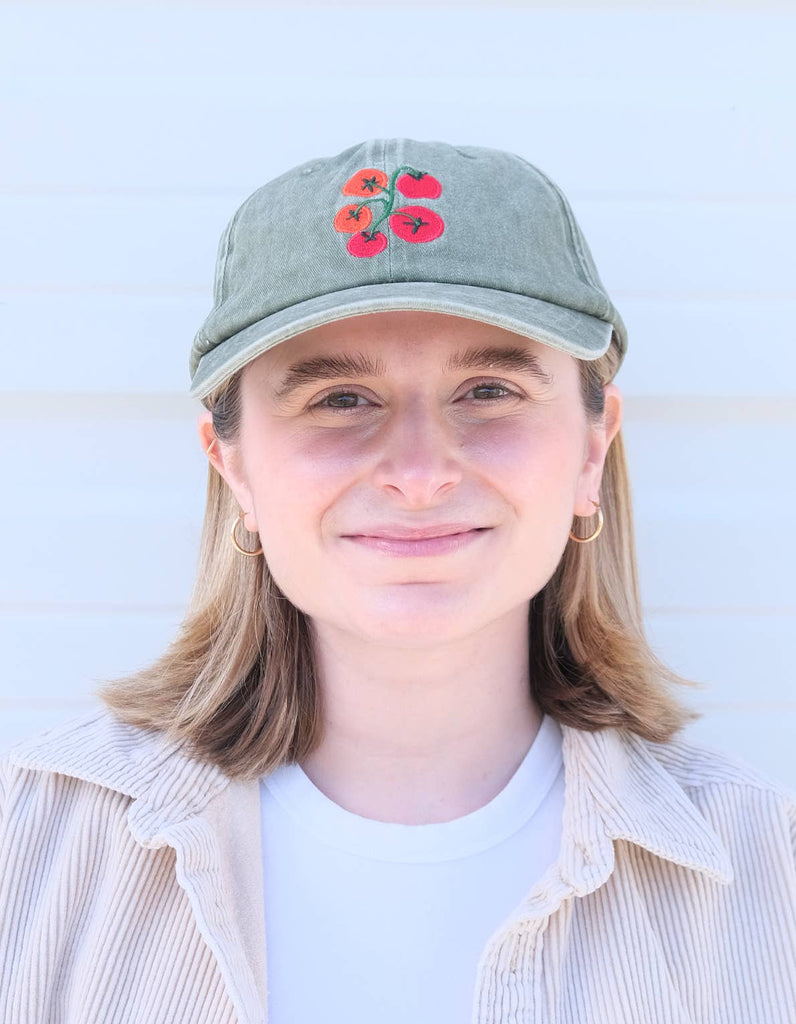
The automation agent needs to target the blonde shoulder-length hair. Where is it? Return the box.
[100,334,703,778]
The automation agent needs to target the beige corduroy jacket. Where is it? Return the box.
[1,708,794,1024]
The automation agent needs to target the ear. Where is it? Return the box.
[197,410,259,533]
[573,383,623,516]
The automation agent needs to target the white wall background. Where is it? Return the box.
[2,1,795,787]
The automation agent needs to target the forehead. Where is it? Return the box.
[246,310,572,379]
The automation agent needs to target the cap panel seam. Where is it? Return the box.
[217,207,242,303]
[546,178,602,292]
[384,139,394,282]
[514,155,600,293]
[549,179,598,288]
[196,189,266,354]
[217,190,261,304]
[213,219,235,306]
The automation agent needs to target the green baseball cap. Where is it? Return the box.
[189,138,627,399]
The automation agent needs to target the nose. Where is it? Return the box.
[371,395,464,506]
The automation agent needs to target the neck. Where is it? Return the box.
[299,605,542,825]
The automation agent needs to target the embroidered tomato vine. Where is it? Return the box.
[342,169,389,197]
[389,206,445,243]
[333,204,373,234]
[346,230,388,257]
[396,171,442,199]
[333,163,445,258]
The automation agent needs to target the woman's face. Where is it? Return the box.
[202,311,621,647]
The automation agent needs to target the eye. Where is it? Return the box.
[312,389,373,412]
[309,379,522,414]
[464,380,521,402]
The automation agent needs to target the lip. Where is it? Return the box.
[343,527,490,557]
[346,523,485,540]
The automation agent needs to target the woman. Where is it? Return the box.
[2,139,794,1023]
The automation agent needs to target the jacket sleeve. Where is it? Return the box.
[0,760,133,1022]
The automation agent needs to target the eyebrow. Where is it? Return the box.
[272,344,554,401]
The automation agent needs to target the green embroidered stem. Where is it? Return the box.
[361,164,424,239]
[349,196,390,218]
[356,174,387,194]
[395,213,428,234]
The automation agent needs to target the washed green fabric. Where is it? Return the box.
[189,138,627,399]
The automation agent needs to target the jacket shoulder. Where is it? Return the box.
[1,706,229,828]
[641,730,796,862]
[2,707,169,799]
[644,729,796,803]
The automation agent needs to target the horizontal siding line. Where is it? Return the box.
[3,285,795,301]
[0,186,251,199]
[2,393,795,422]
[644,606,796,617]
[4,295,796,308]
[574,289,796,301]
[0,601,186,615]
[1,4,791,19]
[0,393,199,418]
[690,702,796,712]
[0,698,99,711]
[4,6,795,24]
[2,185,795,203]
[0,285,209,297]
[575,191,796,204]
[0,697,793,713]
[1,601,795,617]
[622,396,796,423]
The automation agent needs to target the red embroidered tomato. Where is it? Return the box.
[342,168,389,197]
[347,230,388,258]
[389,206,445,243]
[333,204,373,233]
[396,172,442,199]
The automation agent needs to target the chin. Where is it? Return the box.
[342,585,495,646]
[357,621,473,649]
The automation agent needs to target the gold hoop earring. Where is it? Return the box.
[231,511,263,556]
[569,498,604,544]
[205,437,217,456]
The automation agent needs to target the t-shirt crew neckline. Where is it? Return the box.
[261,713,563,864]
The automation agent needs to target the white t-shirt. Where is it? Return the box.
[259,713,565,1023]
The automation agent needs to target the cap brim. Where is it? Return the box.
[189,281,615,399]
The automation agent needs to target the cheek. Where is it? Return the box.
[474,419,585,590]
[465,414,586,498]
[244,426,361,550]
[245,412,586,550]
[477,417,587,584]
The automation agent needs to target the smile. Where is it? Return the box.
[343,528,490,557]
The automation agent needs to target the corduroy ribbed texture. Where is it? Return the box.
[1,710,794,1023]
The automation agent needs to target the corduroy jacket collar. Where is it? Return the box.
[8,706,734,887]
[7,707,736,1024]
